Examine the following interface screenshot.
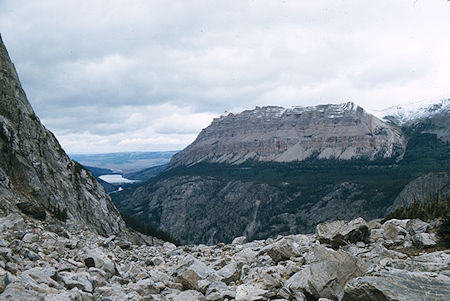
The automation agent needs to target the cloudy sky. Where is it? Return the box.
[1,0,449,153]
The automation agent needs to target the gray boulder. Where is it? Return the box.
[286,245,366,300]
[217,261,242,284]
[163,242,177,251]
[176,259,217,291]
[235,284,269,301]
[316,217,370,249]
[126,278,160,296]
[206,281,236,300]
[46,287,94,301]
[412,233,437,249]
[173,290,207,301]
[0,214,25,232]
[84,247,116,277]
[406,219,429,235]
[342,268,450,301]
[262,238,301,263]
[382,219,408,241]
[57,271,93,293]
[232,236,247,245]
[0,281,41,300]
[21,267,62,289]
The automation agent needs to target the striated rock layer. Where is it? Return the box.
[0,35,125,236]
[170,103,405,167]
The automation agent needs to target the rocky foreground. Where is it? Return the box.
[0,212,448,301]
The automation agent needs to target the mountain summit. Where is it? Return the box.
[170,102,405,168]
[114,100,449,245]
[369,98,450,126]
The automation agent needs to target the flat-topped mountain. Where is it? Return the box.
[170,102,405,168]
[114,100,449,245]
[0,35,125,236]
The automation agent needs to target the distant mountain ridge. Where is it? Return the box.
[369,97,450,126]
[170,102,405,168]
[114,99,450,244]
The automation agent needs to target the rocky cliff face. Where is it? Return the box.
[389,172,450,212]
[115,176,389,245]
[170,103,405,167]
[0,35,125,236]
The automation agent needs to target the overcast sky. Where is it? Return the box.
[1,0,449,153]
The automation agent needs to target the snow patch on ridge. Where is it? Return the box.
[368,97,450,125]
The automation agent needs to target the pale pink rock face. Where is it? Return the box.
[170,103,406,167]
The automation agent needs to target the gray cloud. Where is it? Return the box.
[1,0,449,153]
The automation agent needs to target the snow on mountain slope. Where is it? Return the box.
[368,97,450,125]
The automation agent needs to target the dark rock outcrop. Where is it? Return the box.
[16,202,46,221]
[316,217,370,249]
[0,35,125,236]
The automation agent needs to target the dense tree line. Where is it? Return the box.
[120,212,181,246]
